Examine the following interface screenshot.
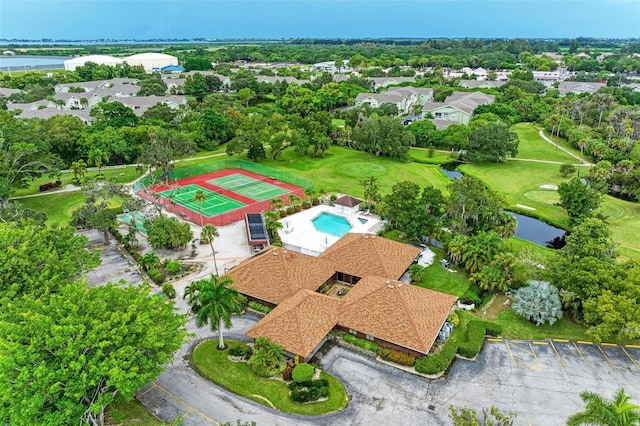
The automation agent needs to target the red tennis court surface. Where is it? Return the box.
[137,169,306,226]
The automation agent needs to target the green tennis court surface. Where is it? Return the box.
[117,211,148,234]
[208,173,291,202]
[158,184,245,217]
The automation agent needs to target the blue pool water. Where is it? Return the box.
[312,212,353,237]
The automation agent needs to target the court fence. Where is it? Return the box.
[134,159,313,192]
[133,160,311,226]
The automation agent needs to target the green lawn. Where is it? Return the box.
[12,192,123,227]
[331,119,346,128]
[12,165,141,197]
[418,247,471,297]
[408,147,456,164]
[513,123,580,163]
[192,340,348,416]
[459,160,570,226]
[488,310,590,341]
[106,398,164,426]
[596,195,640,259]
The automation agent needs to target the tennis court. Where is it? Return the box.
[117,211,148,234]
[208,173,291,202]
[158,184,246,217]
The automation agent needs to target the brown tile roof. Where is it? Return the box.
[339,276,457,354]
[334,195,362,208]
[227,246,335,305]
[246,290,342,359]
[319,233,420,280]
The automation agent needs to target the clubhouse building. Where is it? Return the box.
[227,233,457,361]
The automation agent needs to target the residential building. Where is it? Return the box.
[557,81,606,96]
[64,55,124,71]
[422,91,495,125]
[108,95,187,116]
[333,196,362,216]
[17,108,95,125]
[458,80,506,89]
[369,77,416,91]
[355,86,433,114]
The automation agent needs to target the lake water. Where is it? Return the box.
[439,162,566,247]
[0,56,70,71]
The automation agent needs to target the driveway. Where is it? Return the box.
[137,310,640,426]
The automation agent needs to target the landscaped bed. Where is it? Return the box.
[192,340,349,416]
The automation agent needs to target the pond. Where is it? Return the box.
[438,163,566,248]
[510,212,566,248]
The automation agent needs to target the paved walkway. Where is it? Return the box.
[537,128,593,166]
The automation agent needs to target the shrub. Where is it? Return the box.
[286,206,295,215]
[294,205,302,212]
[415,340,459,375]
[483,321,502,337]
[279,210,288,219]
[248,301,273,314]
[292,363,315,383]
[513,281,563,326]
[148,268,164,285]
[38,180,62,192]
[378,348,416,366]
[164,259,181,275]
[249,337,285,378]
[162,283,176,299]
[301,201,311,209]
[457,321,485,359]
[343,333,379,353]
[289,379,329,403]
[229,344,253,360]
[447,311,460,327]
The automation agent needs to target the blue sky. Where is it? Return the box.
[1,1,639,40]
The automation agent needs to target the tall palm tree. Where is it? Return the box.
[88,147,109,176]
[139,252,161,272]
[193,189,207,226]
[567,388,640,426]
[201,224,220,276]
[360,176,380,214]
[269,197,284,212]
[183,274,243,350]
[70,159,87,183]
[287,193,300,207]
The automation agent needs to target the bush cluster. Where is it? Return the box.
[343,333,379,353]
[483,321,502,337]
[289,378,329,403]
[292,363,315,383]
[39,180,62,192]
[148,268,164,285]
[378,348,416,366]
[161,283,176,299]
[248,301,273,314]
[164,260,181,275]
[415,340,459,375]
[447,311,460,327]
[228,344,253,360]
[457,321,485,359]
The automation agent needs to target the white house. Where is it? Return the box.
[124,53,178,72]
[333,195,363,215]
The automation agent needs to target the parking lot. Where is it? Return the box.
[137,305,640,426]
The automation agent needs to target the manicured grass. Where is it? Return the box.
[596,195,640,259]
[12,192,123,226]
[256,146,451,197]
[483,309,590,342]
[459,160,570,227]
[418,247,471,297]
[106,398,164,426]
[331,119,345,128]
[11,165,141,197]
[192,340,348,416]
[538,128,590,161]
[513,123,580,163]
[408,147,456,164]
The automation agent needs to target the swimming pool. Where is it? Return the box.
[312,212,353,237]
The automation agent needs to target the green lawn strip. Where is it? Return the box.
[331,119,345,128]
[192,340,348,416]
[596,195,640,260]
[408,148,455,164]
[12,192,123,226]
[513,123,579,163]
[459,161,570,227]
[486,310,589,342]
[12,165,141,197]
[418,247,471,297]
[106,398,164,426]
[538,128,589,161]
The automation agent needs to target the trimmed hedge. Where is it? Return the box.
[457,321,485,359]
[343,333,379,353]
[248,301,273,314]
[148,268,164,285]
[292,363,315,383]
[379,348,416,366]
[415,340,459,375]
[482,321,502,337]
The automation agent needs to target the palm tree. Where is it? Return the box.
[567,388,640,426]
[139,252,161,272]
[183,274,243,350]
[360,176,380,214]
[201,224,220,276]
[269,197,284,212]
[70,159,87,183]
[88,147,109,176]
[193,189,207,226]
[287,193,300,207]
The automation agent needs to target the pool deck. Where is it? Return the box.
[278,204,381,256]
